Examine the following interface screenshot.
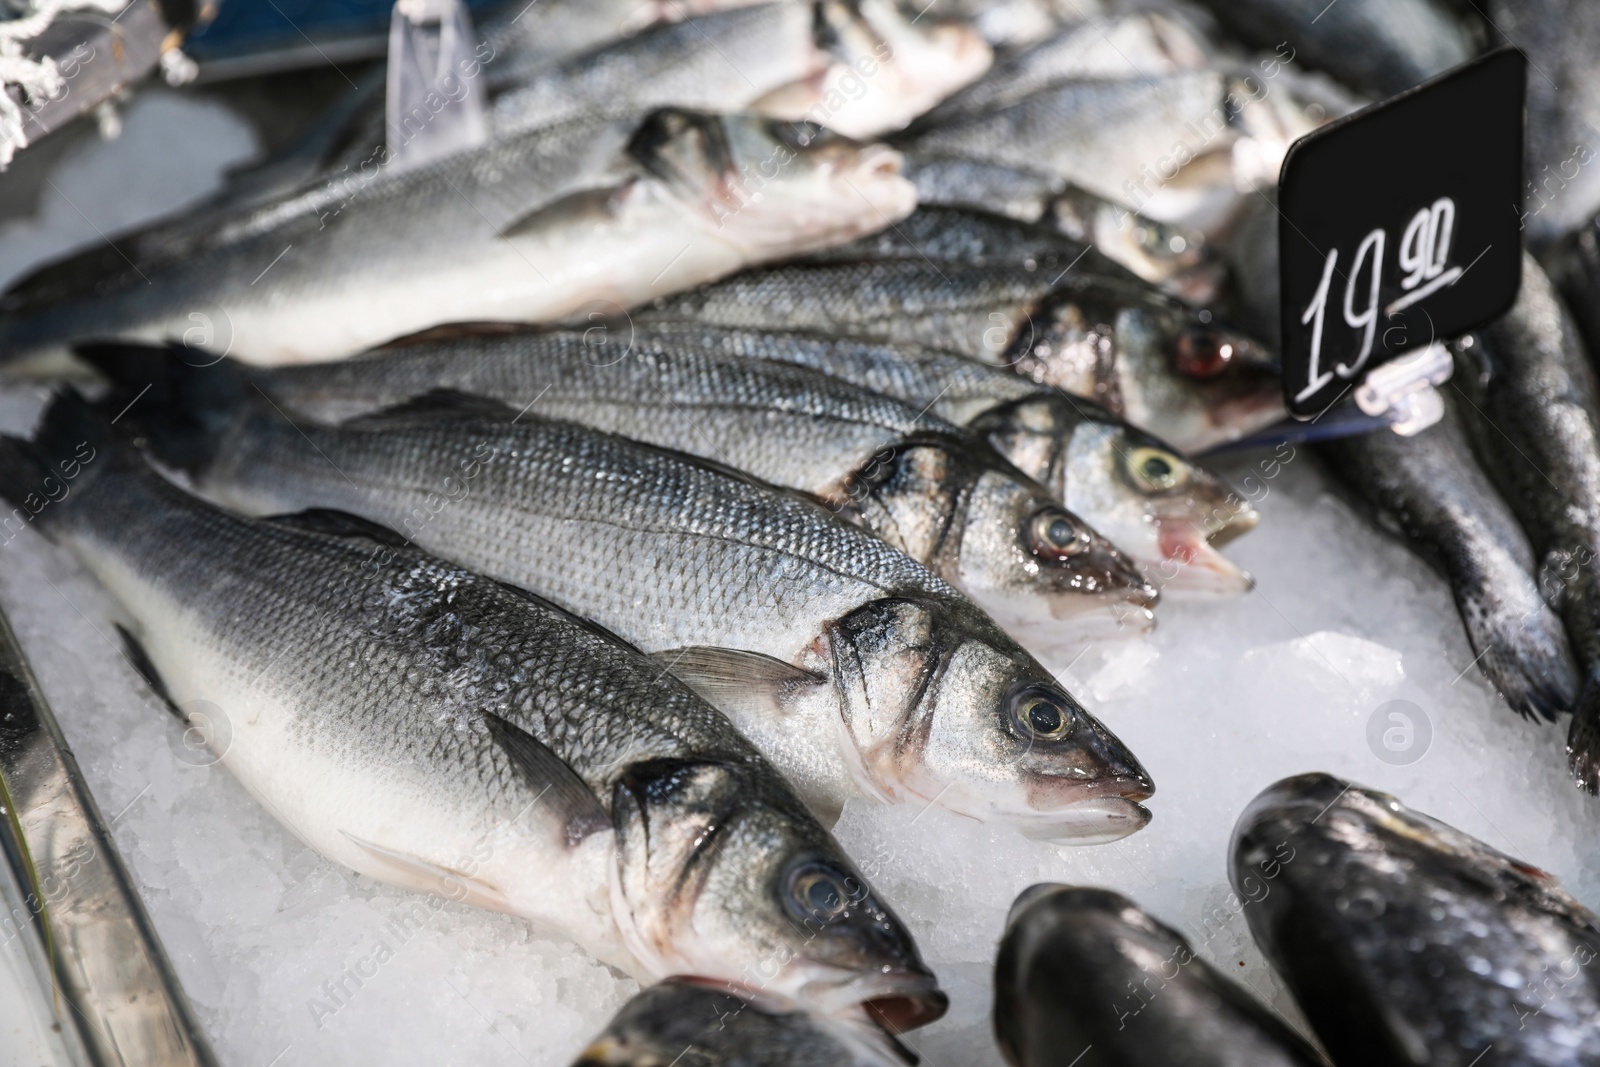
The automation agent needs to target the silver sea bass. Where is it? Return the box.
[0,109,913,369]
[0,392,947,1029]
[94,346,1156,844]
[245,330,1159,642]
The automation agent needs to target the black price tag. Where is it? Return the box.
[1278,48,1526,419]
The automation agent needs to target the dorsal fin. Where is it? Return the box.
[340,388,518,429]
[261,508,413,549]
[483,712,611,846]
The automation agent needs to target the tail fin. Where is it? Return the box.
[0,389,114,541]
[1568,673,1600,794]
[73,341,251,477]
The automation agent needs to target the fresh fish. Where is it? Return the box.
[0,109,914,370]
[993,884,1325,1067]
[899,155,1223,299]
[1318,400,1578,722]
[918,11,1211,123]
[487,0,992,141]
[93,346,1157,843]
[914,0,1104,48]
[1544,214,1600,361]
[0,391,947,1029]
[1190,0,1484,98]
[1450,255,1600,789]
[1233,772,1600,1065]
[572,979,908,1066]
[232,333,1157,640]
[903,72,1239,211]
[621,320,1259,595]
[1486,0,1600,247]
[640,229,1284,454]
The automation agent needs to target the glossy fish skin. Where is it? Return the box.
[248,332,1157,642]
[0,393,945,1027]
[1317,399,1578,722]
[95,346,1156,844]
[993,885,1325,1067]
[641,241,1283,454]
[1191,0,1481,98]
[622,321,1258,595]
[917,11,1211,124]
[899,157,1222,299]
[901,71,1235,208]
[488,0,992,141]
[1232,773,1600,1066]
[572,979,908,1067]
[1450,256,1600,789]
[0,109,914,370]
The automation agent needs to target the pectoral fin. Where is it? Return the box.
[340,831,514,912]
[649,646,825,721]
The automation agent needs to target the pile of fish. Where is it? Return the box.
[5,0,1600,1060]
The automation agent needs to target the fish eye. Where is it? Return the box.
[1029,507,1090,561]
[1007,685,1076,742]
[1172,327,1235,378]
[1126,447,1190,493]
[786,862,854,923]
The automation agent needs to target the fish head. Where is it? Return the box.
[847,437,1157,641]
[626,109,915,258]
[827,596,1154,842]
[1054,414,1257,596]
[609,759,946,1029]
[795,0,992,137]
[1009,284,1285,453]
[573,979,913,1067]
[1049,192,1223,302]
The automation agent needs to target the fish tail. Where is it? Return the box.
[0,389,115,541]
[72,341,248,477]
[1566,673,1600,794]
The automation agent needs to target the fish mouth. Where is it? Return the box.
[1011,796,1154,845]
[808,969,948,1031]
[1152,507,1259,595]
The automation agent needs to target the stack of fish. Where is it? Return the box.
[4,0,1600,1061]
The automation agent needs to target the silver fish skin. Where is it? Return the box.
[572,978,909,1067]
[244,331,1157,643]
[898,158,1222,299]
[1232,773,1600,1066]
[1190,0,1483,98]
[1450,256,1600,789]
[914,0,1105,48]
[489,0,991,141]
[902,71,1235,209]
[639,243,1284,454]
[916,11,1212,124]
[95,346,1156,844]
[0,109,914,370]
[620,321,1259,595]
[993,885,1325,1067]
[1317,399,1578,723]
[0,392,946,1028]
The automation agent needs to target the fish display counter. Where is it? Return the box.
[2,0,1600,1064]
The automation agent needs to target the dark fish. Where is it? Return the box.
[993,884,1325,1067]
[1450,255,1600,788]
[1317,398,1578,721]
[1188,0,1484,97]
[572,979,908,1066]
[1232,772,1600,1065]
[0,391,945,1027]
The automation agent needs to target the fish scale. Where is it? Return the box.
[94,345,1157,844]
[0,392,947,1026]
